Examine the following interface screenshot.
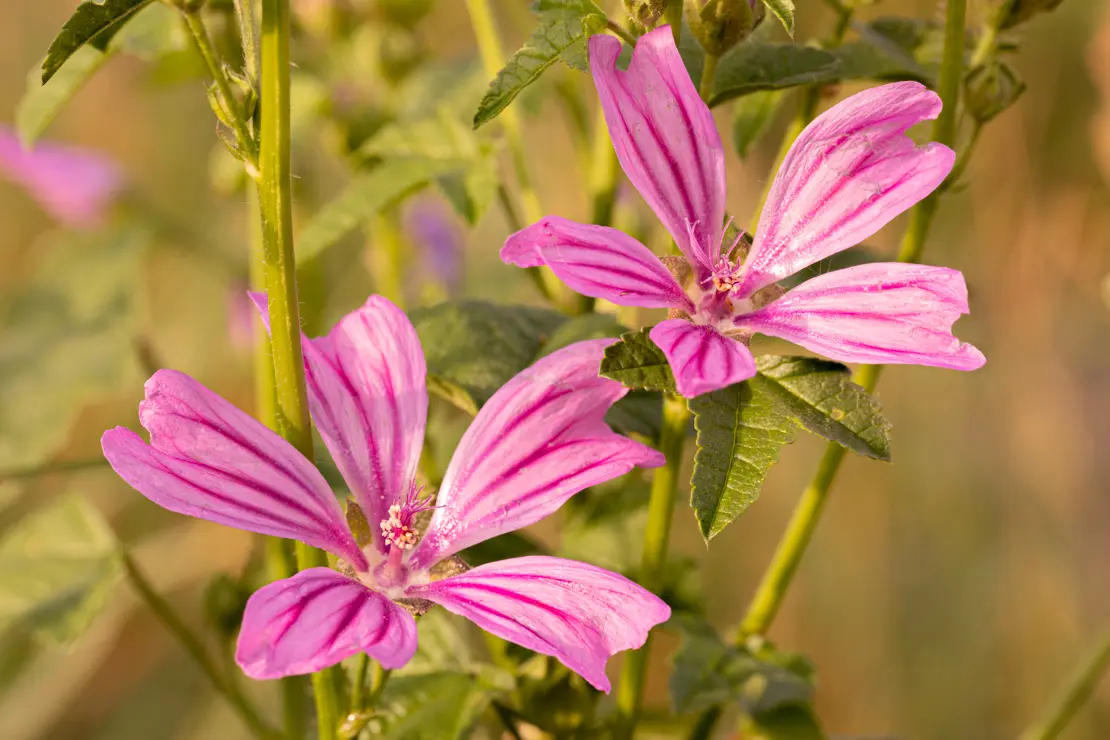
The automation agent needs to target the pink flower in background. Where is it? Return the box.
[403,197,463,293]
[0,125,124,228]
[101,295,668,689]
[502,27,985,398]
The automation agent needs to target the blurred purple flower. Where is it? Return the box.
[502,27,985,398]
[226,282,257,351]
[0,125,124,228]
[102,295,668,689]
[403,197,463,292]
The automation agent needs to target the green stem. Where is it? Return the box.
[699,53,719,102]
[664,0,683,45]
[368,210,407,307]
[258,0,341,735]
[123,554,278,740]
[233,0,259,82]
[613,394,692,740]
[606,19,639,47]
[687,704,722,740]
[1018,628,1110,740]
[181,8,258,173]
[492,702,525,740]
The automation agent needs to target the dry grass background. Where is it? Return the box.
[1,0,1109,738]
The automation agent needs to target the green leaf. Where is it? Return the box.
[997,0,1066,30]
[670,617,816,718]
[732,90,786,159]
[296,157,461,264]
[964,60,1026,124]
[760,0,796,37]
[606,391,664,443]
[599,328,676,394]
[709,43,840,107]
[751,356,892,461]
[689,382,795,539]
[536,313,625,359]
[743,704,827,740]
[472,0,608,128]
[41,0,155,83]
[0,495,122,644]
[0,227,147,470]
[18,3,181,145]
[461,532,548,567]
[376,671,507,739]
[410,300,566,413]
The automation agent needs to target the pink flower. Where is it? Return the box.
[0,125,124,228]
[502,27,985,398]
[101,295,668,690]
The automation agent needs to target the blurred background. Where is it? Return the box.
[2,0,1109,738]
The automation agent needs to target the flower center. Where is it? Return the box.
[377,481,437,553]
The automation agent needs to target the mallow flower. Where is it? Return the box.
[101,295,669,690]
[502,27,986,398]
[0,125,123,228]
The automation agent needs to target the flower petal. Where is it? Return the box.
[101,370,365,569]
[236,568,418,679]
[738,263,986,370]
[737,82,955,297]
[409,340,664,569]
[252,293,428,536]
[590,27,726,279]
[0,125,124,228]
[408,556,670,692]
[649,319,757,398]
[502,216,693,309]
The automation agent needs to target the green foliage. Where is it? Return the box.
[18,3,182,145]
[599,328,677,394]
[0,495,121,644]
[670,617,819,728]
[708,43,839,107]
[374,670,509,739]
[760,0,796,37]
[689,356,891,539]
[0,227,147,471]
[41,0,155,84]
[995,0,1066,30]
[472,0,608,129]
[689,379,796,540]
[535,312,625,358]
[732,89,785,159]
[410,300,566,414]
[461,532,548,567]
[965,60,1026,123]
[752,356,892,461]
[743,704,827,739]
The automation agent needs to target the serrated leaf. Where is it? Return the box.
[689,382,795,539]
[410,300,566,413]
[536,313,625,359]
[670,617,816,717]
[296,157,462,265]
[472,1,608,128]
[732,90,786,159]
[751,356,892,461]
[709,43,840,107]
[599,328,676,393]
[18,3,181,145]
[760,0,796,37]
[0,495,122,644]
[41,0,155,84]
[0,227,147,470]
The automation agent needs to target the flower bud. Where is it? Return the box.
[624,0,668,29]
[686,0,765,57]
[203,573,251,639]
[965,60,1025,123]
[993,0,1065,30]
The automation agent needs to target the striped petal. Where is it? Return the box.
[236,568,418,679]
[590,27,726,280]
[252,293,428,537]
[502,216,693,310]
[101,370,365,569]
[739,263,986,370]
[408,556,670,692]
[737,82,955,297]
[649,319,757,398]
[408,340,664,569]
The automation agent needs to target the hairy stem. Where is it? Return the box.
[123,554,277,740]
[613,394,692,739]
[1018,628,1110,740]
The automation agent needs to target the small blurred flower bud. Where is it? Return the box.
[965,60,1026,124]
[203,573,251,639]
[379,0,436,29]
[624,0,668,29]
[993,0,1065,31]
[686,0,765,57]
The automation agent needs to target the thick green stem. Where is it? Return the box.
[181,8,258,172]
[664,1,683,45]
[233,0,259,82]
[613,394,692,739]
[1018,628,1110,740]
[258,0,341,735]
[123,554,277,740]
[699,53,719,102]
